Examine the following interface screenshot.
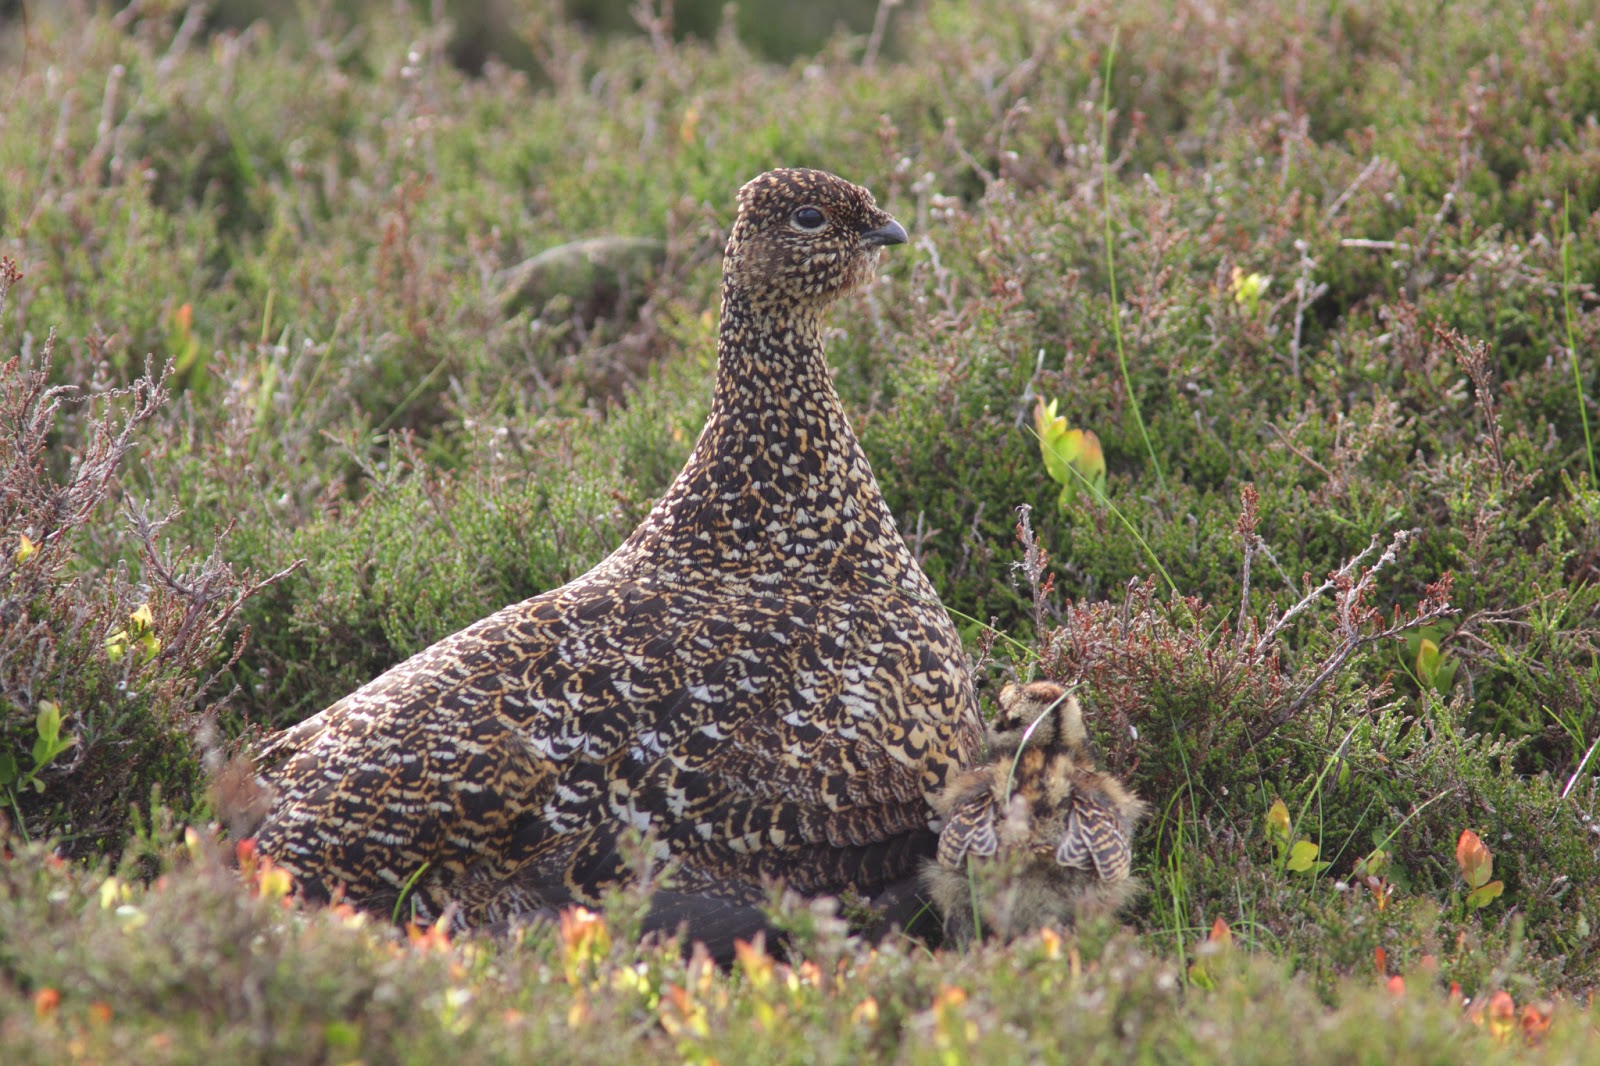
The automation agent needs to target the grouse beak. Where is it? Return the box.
[861,219,909,248]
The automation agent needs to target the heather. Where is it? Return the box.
[2,1,1598,1060]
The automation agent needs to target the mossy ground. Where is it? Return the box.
[2,1,1599,1060]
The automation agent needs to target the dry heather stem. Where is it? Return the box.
[1251,528,1456,742]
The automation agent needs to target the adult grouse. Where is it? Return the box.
[254,169,983,927]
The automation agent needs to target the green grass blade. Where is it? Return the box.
[1100,27,1167,496]
[1561,190,1597,487]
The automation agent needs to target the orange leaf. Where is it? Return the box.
[1062,428,1106,488]
[406,918,452,953]
[34,987,60,1018]
[558,905,610,956]
[734,936,774,989]
[1520,1001,1553,1043]
[328,902,363,925]
[664,983,692,1013]
[1455,829,1493,889]
[1208,916,1233,946]
[1374,946,1387,975]
[1487,990,1517,1041]
[235,837,258,874]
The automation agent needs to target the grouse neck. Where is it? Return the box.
[606,280,925,596]
[709,283,838,428]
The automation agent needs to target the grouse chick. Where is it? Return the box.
[253,169,982,929]
[925,681,1145,944]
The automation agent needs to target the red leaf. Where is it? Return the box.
[1520,1002,1554,1043]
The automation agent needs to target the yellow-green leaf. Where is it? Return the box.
[1032,395,1108,509]
[1033,394,1110,511]
[1229,267,1271,314]
[257,866,294,901]
[1354,849,1390,878]
[35,700,61,745]
[1033,397,1071,487]
[1033,396,1065,440]
[1466,880,1504,910]
[1266,799,1291,845]
[98,876,128,910]
[1287,839,1321,872]
[1416,638,1440,688]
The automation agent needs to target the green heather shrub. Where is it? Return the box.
[2,0,1600,1054]
[0,826,1591,1063]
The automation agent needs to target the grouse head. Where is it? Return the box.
[724,168,908,309]
[985,680,1092,760]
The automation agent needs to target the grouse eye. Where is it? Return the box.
[790,206,827,231]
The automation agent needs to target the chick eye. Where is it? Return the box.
[790,206,827,231]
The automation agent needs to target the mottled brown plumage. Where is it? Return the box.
[252,169,982,927]
[925,681,1145,944]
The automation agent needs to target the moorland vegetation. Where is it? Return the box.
[2,0,1599,1060]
